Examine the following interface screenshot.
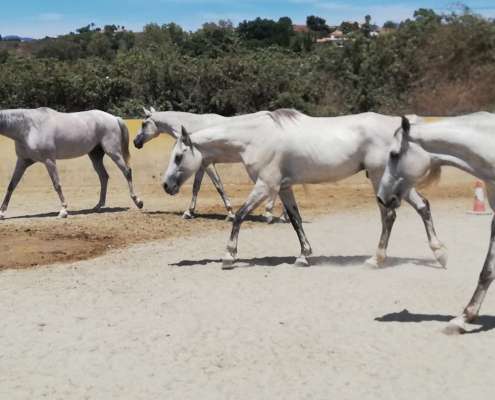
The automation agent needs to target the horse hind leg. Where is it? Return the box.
[405,189,447,268]
[0,158,33,219]
[106,150,143,209]
[278,187,312,266]
[88,146,109,211]
[263,194,276,223]
[44,159,68,218]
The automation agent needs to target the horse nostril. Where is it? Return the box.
[163,183,169,192]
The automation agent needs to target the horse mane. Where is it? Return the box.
[269,109,302,127]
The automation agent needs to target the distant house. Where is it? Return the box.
[316,29,346,46]
[293,24,310,33]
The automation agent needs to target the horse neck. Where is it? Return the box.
[178,113,225,133]
[153,112,219,137]
[0,110,28,141]
[193,126,244,160]
[411,122,482,177]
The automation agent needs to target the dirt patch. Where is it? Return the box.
[0,180,473,270]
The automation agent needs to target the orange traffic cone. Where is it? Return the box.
[468,180,491,215]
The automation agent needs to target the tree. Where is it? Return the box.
[237,17,294,47]
[413,8,441,24]
[306,15,329,36]
[383,21,398,29]
[340,21,360,35]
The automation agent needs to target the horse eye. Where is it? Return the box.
[174,153,183,164]
[390,151,399,159]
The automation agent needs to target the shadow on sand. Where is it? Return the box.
[144,211,290,223]
[5,206,129,220]
[375,309,495,334]
[171,255,441,269]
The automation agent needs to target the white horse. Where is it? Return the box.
[162,109,446,268]
[0,107,143,218]
[134,107,284,222]
[378,113,495,334]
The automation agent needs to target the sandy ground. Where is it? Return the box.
[1,202,495,399]
[1,121,494,399]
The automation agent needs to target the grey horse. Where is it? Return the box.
[0,107,143,218]
[134,107,286,222]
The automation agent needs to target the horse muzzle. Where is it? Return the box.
[377,194,401,209]
[133,136,144,149]
[163,181,179,196]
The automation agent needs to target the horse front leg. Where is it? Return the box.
[405,189,447,268]
[444,215,495,335]
[0,158,33,219]
[204,164,234,221]
[222,180,271,269]
[279,187,312,266]
[183,168,205,219]
[44,159,68,218]
[365,201,396,268]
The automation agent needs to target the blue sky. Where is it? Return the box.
[2,0,495,38]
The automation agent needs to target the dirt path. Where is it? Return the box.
[1,201,494,399]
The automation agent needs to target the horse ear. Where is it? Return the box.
[150,106,156,113]
[181,126,193,148]
[401,116,411,138]
[143,107,151,117]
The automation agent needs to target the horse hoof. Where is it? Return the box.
[443,318,466,335]
[136,199,144,209]
[365,256,384,268]
[225,212,235,222]
[58,209,68,219]
[182,210,194,220]
[295,256,310,267]
[434,246,448,269]
[0,212,4,220]
[222,253,236,270]
[264,214,274,224]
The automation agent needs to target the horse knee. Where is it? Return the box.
[385,209,396,223]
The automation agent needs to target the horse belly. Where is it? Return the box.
[54,133,99,159]
[286,155,362,184]
[284,144,363,183]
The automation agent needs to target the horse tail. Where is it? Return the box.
[117,117,131,166]
[417,164,442,189]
